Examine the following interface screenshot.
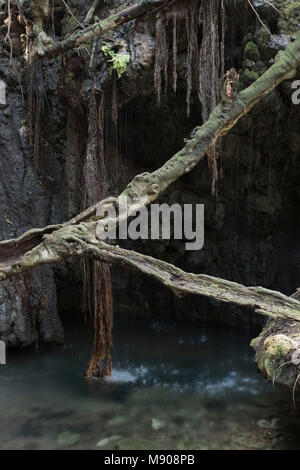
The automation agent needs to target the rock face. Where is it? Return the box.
[0,0,299,347]
[0,14,66,345]
[0,73,64,344]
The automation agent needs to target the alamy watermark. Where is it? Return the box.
[0,341,6,365]
[96,197,204,251]
[291,80,300,105]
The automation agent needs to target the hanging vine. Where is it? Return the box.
[83,94,114,379]
[153,0,227,194]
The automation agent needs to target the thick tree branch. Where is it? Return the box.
[39,0,172,57]
[0,223,300,322]
[84,0,101,25]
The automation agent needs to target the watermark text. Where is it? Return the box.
[96,198,204,251]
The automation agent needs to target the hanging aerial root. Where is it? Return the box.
[207,145,218,196]
[185,0,198,117]
[153,0,225,119]
[27,45,46,173]
[86,262,113,378]
[172,10,178,94]
[83,93,114,378]
[154,10,168,106]
[198,0,222,122]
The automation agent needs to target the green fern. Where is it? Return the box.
[101,42,130,78]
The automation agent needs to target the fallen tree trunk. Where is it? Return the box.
[0,223,300,321]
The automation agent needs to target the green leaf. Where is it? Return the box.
[101,43,130,78]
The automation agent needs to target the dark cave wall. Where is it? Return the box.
[0,0,299,345]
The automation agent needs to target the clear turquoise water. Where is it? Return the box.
[0,313,299,450]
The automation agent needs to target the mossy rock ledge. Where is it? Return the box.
[251,319,300,390]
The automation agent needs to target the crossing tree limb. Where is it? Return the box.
[1,223,300,321]
[26,0,173,57]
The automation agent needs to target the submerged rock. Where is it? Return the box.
[256,418,280,429]
[152,418,166,431]
[106,416,127,427]
[57,431,80,447]
[96,435,122,447]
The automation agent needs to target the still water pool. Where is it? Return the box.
[0,313,300,450]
